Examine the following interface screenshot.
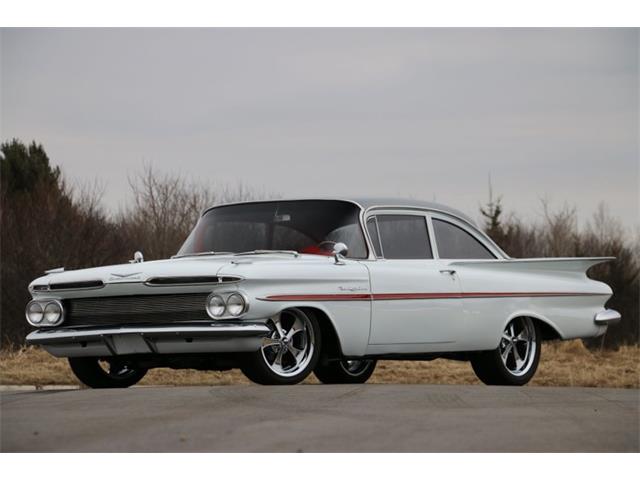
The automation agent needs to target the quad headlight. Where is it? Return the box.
[226,293,248,317]
[206,294,226,319]
[26,299,64,326]
[205,292,249,319]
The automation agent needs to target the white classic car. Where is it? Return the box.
[25,198,620,388]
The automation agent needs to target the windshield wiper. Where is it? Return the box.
[234,250,300,257]
[171,251,234,259]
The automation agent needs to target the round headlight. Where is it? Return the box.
[26,301,44,325]
[206,294,226,319]
[43,301,63,325]
[226,293,247,317]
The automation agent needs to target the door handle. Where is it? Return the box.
[439,269,456,275]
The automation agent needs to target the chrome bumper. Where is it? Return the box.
[26,323,271,358]
[594,309,621,326]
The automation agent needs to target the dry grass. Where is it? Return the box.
[1,340,638,388]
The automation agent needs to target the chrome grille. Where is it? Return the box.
[65,293,210,327]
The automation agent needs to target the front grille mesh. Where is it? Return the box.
[65,293,210,327]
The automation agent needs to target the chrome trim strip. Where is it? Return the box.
[594,309,621,326]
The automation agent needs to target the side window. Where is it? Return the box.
[366,217,383,257]
[432,218,495,259]
[376,215,433,259]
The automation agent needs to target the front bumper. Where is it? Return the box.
[26,323,271,358]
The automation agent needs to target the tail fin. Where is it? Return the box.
[449,257,615,275]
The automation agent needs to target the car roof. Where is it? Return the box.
[204,197,478,227]
[346,197,476,226]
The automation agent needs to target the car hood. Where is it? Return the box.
[30,254,336,288]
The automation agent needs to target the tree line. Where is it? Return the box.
[1,139,638,348]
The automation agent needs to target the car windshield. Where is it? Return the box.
[177,200,368,259]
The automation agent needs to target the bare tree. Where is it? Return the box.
[481,194,639,349]
[116,165,268,260]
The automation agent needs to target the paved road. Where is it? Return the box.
[1,385,638,452]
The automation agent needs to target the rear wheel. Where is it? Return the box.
[68,357,147,388]
[471,317,541,386]
[314,359,377,384]
[241,308,321,385]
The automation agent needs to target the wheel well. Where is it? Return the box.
[528,316,562,341]
[298,307,343,359]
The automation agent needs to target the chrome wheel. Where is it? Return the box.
[499,317,537,377]
[340,359,374,377]
[261,309,315,378]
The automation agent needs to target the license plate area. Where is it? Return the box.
[111,334,152,355]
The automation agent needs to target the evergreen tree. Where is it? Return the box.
[1,139,61,195]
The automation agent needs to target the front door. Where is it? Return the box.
[364,213,464,349]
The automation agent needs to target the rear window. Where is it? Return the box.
[432,219,495,259]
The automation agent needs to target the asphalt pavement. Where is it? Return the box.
[1,385,638,452]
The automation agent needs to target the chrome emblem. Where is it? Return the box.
[108,272,143,281]
[110,272,142,278]
[338,286,367,292]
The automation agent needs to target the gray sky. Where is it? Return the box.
[2,28,638,228]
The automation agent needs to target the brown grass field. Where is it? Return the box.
[1,340,638,388]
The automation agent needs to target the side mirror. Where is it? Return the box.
[333,242,348,265]
[130,251,144,264]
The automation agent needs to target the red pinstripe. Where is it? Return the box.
[258,292,603,302]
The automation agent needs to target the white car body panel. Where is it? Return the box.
[366,259,464,346]
[25,197,617,359]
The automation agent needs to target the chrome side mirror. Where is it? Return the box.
[130,251,144,264]
[333,242,348,265]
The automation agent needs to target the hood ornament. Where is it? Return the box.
[110,271,142,278]
[129,251,144,264]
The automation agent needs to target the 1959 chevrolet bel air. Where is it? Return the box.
[25,198,620,388]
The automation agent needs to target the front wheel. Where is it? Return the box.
[241,308,321,385]
[471,317,541,386]
[314,359,377,384]
[68,357,147,388]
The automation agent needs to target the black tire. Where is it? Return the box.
[241,308,321,385]
[314,359,377,384]
[68,357,147,389]
[471,317,542,386]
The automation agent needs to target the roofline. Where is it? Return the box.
[201,197,477,227]
[198,197,509,260]
[201,198,363,217]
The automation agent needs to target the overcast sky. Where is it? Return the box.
[1,28,638,228]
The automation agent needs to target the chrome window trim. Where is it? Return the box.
[425,213,440,259]
[365,216,384,258]
[363,209,436,261]
[428,212,504,260]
